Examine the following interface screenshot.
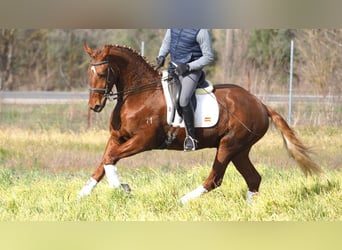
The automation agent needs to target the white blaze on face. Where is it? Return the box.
[91,65,96,75]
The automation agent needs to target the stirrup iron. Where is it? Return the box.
[184,136,198,151]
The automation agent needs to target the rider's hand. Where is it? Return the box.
[156,56,165,69]
[175,63,190,76]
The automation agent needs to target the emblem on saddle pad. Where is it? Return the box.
[161,71,219,128]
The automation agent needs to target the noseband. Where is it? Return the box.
[89,60,117,100]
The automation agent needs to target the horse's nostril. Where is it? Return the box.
[91,105,102,112]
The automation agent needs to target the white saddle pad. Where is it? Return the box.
[161,71,219,128]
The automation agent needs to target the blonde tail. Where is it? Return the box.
[266,105,323,176]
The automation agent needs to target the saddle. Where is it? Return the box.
[161,70,219,128]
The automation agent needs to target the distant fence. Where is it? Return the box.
[0,91,88,104]
[0,91,341,127]
[258,94,341,127]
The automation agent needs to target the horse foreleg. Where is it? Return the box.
[78,135,123,199]
[77,162,123,199]
[77,176,98,199]
[101,134,158,191]
[78,133,155,199]
[77,160,109,199]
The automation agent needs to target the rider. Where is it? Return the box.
[156,29,214,151]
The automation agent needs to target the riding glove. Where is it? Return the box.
[176,63,190,76]
[156,56,165,69]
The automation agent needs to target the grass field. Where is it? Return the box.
[0,103,341,221]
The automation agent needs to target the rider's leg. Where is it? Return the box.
[179,71,201,151]
[181,103,197,150]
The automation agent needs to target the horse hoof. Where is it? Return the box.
[121,183,131,192]
[246,191,258,204]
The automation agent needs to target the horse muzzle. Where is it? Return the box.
[90,98,107,113]
[91,105,104,113]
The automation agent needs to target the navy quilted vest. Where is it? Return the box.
[169,29,202,67]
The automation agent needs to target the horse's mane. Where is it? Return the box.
[103,44,161,76]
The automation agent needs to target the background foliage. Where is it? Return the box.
[1,29,342,95]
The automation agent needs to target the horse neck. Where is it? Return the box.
[108,47,160,92]
[122,64,158,90]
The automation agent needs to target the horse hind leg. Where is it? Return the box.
[180,142,232,204]
[232,148,261,203]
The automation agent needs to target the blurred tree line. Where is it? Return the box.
[0,29,341,95]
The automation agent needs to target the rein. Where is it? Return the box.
[89,60,160,101]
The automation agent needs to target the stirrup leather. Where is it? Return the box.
[184,136,198,151]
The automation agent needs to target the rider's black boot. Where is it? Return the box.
[182,104,197,151]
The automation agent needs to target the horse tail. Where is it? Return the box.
[265,105,323,176]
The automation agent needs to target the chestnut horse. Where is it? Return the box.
[78,44,322,203]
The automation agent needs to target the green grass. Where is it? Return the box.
[0,103,341,221]
[0,103,111,131]
[0,165,341,221]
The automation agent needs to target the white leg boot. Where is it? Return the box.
[246,191,258,203]
[180,185,208,204]
[104,164,121,188]
[77,177,98,199]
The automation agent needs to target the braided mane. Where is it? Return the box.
[103,44,161,76]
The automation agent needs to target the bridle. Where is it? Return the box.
[89,60,118,101]
[89,59,161,102]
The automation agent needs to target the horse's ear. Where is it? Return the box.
[84,43,94,57]
[103,46,110,55]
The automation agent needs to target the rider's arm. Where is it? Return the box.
[158,29,171,58]
[188,29,214,71]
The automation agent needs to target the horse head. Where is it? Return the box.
[85,43,161,113]
[84,44,118,112]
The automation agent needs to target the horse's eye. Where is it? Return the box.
[98,73,106,79]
